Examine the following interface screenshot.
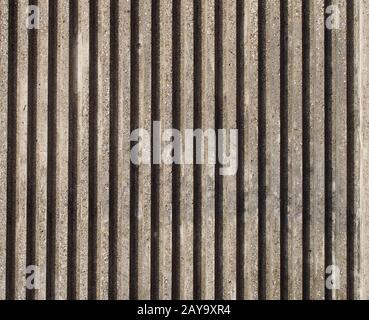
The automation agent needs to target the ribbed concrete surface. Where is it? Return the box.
[0,0,369,300]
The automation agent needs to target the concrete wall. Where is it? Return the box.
[0,0,368,300]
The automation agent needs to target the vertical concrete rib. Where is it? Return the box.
[178,0,194,300]
[242,0,259,300]
[200,0,215,300]
[35,0,48,300]
[331,0,347,300]
[158,0,173,300]
[348,0,360,300]
[117,0,131,300]
[287,0,303,300]
[265,0,281,300]
[12,0,28,300]
[96,0,110,300]
[137,0,152,299]
[55,0,69,300]
[308,0,325,300]
[0,0,8,300]
[359,0,369,300]
[76,0,89,300]
[221,0,237,300]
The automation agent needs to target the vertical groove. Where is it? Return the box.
[346,0,355,300]
[236,0,245,300]
[214,0,223,300]
[193,0,202,300]
[67,0,78,300]
[150,0,160,300]
[280,0,288,300]
[26,0,38,301]
[258,0,266,300]
[129,0,139,300]
[88,0,98,300]
[302,0,311,300]
[108,0,119,300]
[6,0,17,300]
[172,0,181,300]
[46,0,57,300]
[324,0,333,301]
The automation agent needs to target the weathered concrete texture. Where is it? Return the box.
[178,0,194,300]
[308,0,325,300]
[287,0,303,300]
[1,0,369,300]
[55,0,69,300]
[221,0,237,300]
[14,0,28,300]
[331,0,348,301]
[137,0,151,299]
[359,0,369,300]
[159,1,173,300]
[243,0,259,300]
[76,0,90,300]
[0,0,8,302]
[200,0,215,300]
[353,0,362,301]
[265,0,281,300]
[117,0,131,301]
[96,0,110,300]
[35,0,48,300]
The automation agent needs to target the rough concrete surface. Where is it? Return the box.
[0,0,368,300]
